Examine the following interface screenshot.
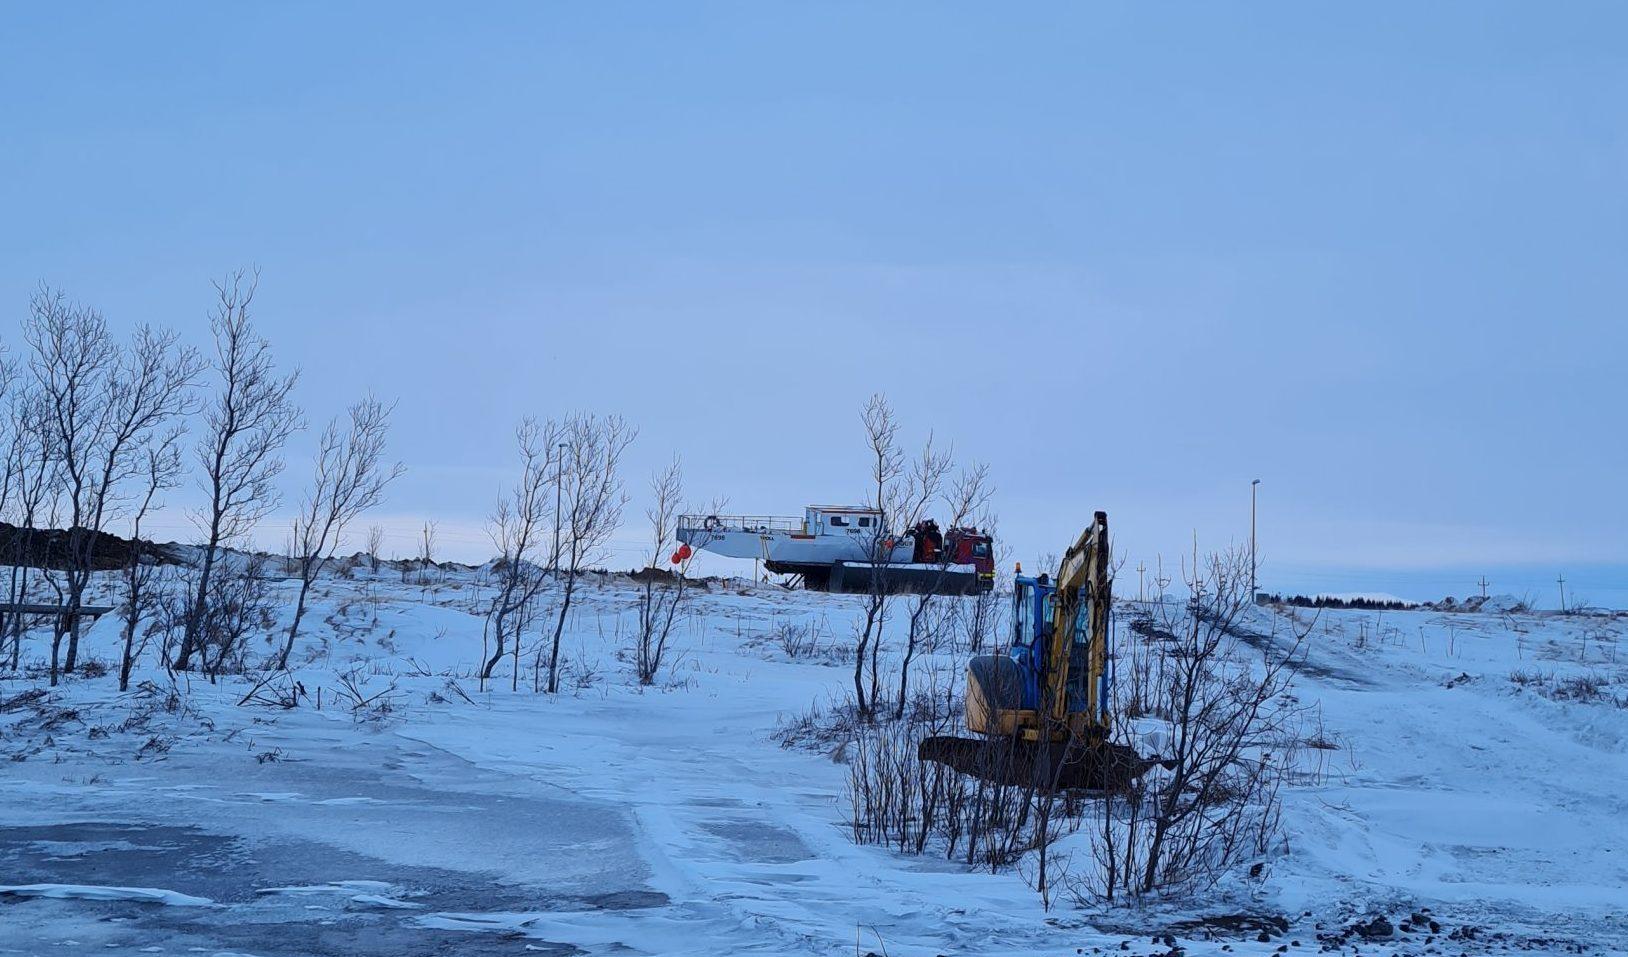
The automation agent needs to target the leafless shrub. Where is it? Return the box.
[365,524,384,572]
[418,521,438,586]
[333,667,402,722]
[769,620,821,659]
[191,552,276,679]
[237,669,303,709]
[771,697,862,751]
[633,459,713,685]
[959,564,1004,655]
[1511,668,1626,708]
[843,686,1082,894]
[894,460,991,720]
[1550,673,1610,702]
[1079,547,1305,903]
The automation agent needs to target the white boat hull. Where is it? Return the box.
[677,526,913,565]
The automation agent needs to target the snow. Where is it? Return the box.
[1,562,1625,955]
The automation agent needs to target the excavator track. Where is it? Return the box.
[918,734,1159,793]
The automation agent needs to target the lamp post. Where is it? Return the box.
[1250,479,1261,599]
[552,441,568,573]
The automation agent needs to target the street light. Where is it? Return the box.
[1250,479,1262,599]
[552,441,568,573]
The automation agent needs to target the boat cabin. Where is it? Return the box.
[803,505,884,537]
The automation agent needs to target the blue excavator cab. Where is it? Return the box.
[1009,574,1052,711]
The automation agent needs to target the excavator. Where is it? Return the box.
[919,511,1157,791]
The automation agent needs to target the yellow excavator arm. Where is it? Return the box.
[1046,511,1112,737]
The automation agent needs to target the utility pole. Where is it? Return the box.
[1250,479,1261,599]
[1137,561,1147,604]
[1557,574,1567,613]
[1478,575,1489,599]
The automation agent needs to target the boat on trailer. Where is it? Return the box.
[677,505,994,595]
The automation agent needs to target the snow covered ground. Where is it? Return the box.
[1,562,1625,956]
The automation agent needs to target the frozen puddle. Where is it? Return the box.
[699,819,813,864]
[0,731,668,957]
[0,821,645,956]
[0,883,213,906]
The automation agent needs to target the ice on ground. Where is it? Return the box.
[0,883,214,906]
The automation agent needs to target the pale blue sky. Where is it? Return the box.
[2,4,1624,605]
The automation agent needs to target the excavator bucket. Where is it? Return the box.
[918,734,1158,793]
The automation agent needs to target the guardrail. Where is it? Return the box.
[0,603,116,617]
[677,514,805,533]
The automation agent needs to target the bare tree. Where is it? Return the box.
[24,289,201,683]
[277,396,404,670]
[481,418,562,687]
[118,431,185,690]
[0,356,22,663]
[365,524,385,572]
[544,413,634,694]
[853,393,903,719]
[3,391,56,670]
[960,519,1006,655]
[0,347,13,517]
[633,459,718,686]
[418,520,438,585]
[895,460,991,719]
[176,273,301,672]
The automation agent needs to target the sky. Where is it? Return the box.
[1,3,1625,606]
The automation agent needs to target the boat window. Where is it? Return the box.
[829,515,849,527]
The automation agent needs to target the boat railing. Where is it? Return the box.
[678,513,806,534]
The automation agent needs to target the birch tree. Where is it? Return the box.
[633,459,721,686]
[854,393,902,719]
[3,391,55,670]
[894,459,991,719]
[481,418,562,687]
[118,432,185,690]
[24,289,200,683]
[544,413,634,694]
[175,272,301,672]
[277,396,403,670]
